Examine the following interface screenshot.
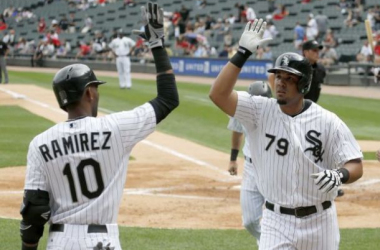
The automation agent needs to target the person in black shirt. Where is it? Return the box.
[301,40,326,103]
[0,40,9,83]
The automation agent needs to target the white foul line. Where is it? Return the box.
[0,88,66,115]
[0,87,239,181]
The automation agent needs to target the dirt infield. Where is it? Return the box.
[0,83,380,229]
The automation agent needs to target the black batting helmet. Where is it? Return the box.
[267,52,312,94]
[248,81,272,98]
[52,64,105,110]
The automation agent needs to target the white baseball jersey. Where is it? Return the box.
[234,92,362,207]
[24,103,156,224]
[227,117,251,158]
[108,37,136,57]
[109,37,136,88]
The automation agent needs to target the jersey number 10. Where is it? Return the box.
[63,158,105,203]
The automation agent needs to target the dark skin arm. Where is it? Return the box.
[229,131,243,175]
[342,158,363,184]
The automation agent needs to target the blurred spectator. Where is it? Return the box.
[193,44,208,57]
[344,7,362,28]
[373,40,380,64]
[196,0,207,9]
[306,13,318,40]
[55,39,71,57]
[294,22,305,50]
[92,30,108,60]
[339,0,349,15]
[262,46,273,60]
[68,12,76,33]
[245,5,257,21]
[319,45,338,67]
[227,14,235,24]
[255,47,264,59]
[273,4,288,21]
[37,17,46,33]
[51,19,60,33]
[3,29,16,57]
[31,40,44,67]
[367,8,376,31]
[322,29,338,48]
[264,21,279,39]
[268,0,276,13]
[3,5,15,18]
[179,5,190,34]
[59,15,70,33]
[219,44,230,58]
[204,15,215,38]
[0,20,7,31]
[315,10,328,42]
[235,3,246,23]
[356,40,373,63]
[124,0,136,7]
[373,5,380,31]
[81,15,93,33]
[75,41,91,59]
[0,37,9,83]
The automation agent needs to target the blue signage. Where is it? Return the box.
[170,57,273,80]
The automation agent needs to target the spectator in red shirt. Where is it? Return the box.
[38,17,46,33]
[76,41,91,59]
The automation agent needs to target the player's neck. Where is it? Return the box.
[280,100,305,117]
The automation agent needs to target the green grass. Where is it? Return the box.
[363,151,377,160]
[1,218,379,250]
[7,70,380,153]
[0,106,54,168]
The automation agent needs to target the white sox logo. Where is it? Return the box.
[281,55,290,66]
[304,130,324,163]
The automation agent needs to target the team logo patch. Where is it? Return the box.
[304,130,324,163]
[281,56,290,66]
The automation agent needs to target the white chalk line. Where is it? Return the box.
[0,186,231,201]
[0,87,239,182]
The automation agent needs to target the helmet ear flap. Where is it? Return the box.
[298,69,313,94]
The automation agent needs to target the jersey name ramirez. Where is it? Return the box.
[39,132,112,162]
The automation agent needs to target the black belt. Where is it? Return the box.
[244,156,252,163]
[265,201,331,218]
[50,224,108,233]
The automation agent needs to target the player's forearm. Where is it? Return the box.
[342,158,363,184]
[231,131,243,150]
[209,62,240,116]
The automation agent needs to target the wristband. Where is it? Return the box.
[152,47,172,73]
[230,46,252,68]
[337,168,350,183]
[230,149,239,161]
[22,243,38,250]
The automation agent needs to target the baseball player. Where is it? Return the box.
[210,19,363,249]
[19,3,178,250]
[227,81,271,243]
[109,29,136,89]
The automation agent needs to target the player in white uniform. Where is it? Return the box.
[227,81,271,243]
[210,19,363,250]
[19,3,178,250]
[109,30,136,89]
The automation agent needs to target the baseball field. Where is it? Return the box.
[0,67,380,249]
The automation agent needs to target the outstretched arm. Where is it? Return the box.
[209,19,271,117]
[134,2,179,124]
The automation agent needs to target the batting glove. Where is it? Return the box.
[310,169,342,194]
[132,2,164,49]
[238,19,272,57]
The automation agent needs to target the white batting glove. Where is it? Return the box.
[310,170,342,194]
[132,2,164,49]
[238,19,272,57]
